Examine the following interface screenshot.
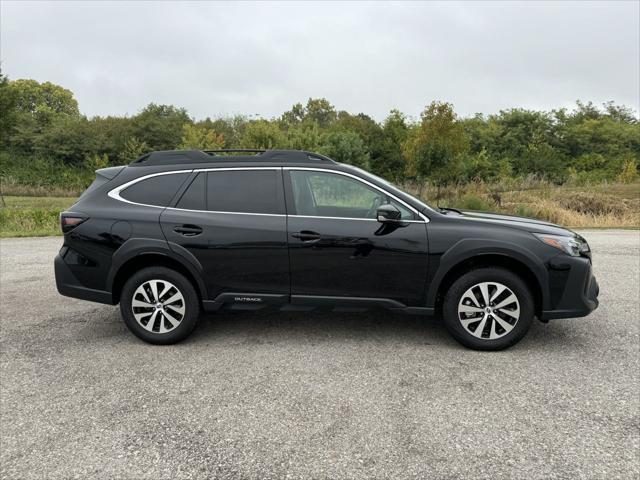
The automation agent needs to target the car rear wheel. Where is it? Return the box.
[443,268,534,350]
[120,267,200,345]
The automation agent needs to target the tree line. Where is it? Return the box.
[1,73,638,188]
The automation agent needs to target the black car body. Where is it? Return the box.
[55,149,599,349]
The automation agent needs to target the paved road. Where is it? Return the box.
[0,231,638,479]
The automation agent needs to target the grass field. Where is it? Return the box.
[405,180,640,229]
[0,196,76,238]
[0,181,638,238]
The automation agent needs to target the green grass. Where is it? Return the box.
[0,196,76,238]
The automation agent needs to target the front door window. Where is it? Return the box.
[289,170,414,220]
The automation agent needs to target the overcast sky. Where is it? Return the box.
[1,1,638,121]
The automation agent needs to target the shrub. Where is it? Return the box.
[617,158,639,184]
[456,194,493,211]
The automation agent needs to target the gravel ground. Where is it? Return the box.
[0,230,638,479]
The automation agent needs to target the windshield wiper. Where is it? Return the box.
[438,206,463,215]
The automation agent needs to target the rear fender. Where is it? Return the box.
[106,238,207,299]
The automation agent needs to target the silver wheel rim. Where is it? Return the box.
[132,279,185,334]
[457,281,520,340]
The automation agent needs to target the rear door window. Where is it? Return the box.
[206,170,283,214]
[121,173,189,207]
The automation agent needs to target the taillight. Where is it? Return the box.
[60,212,88,233]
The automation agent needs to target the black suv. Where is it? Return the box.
[55,149,599,350]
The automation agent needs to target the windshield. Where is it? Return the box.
[347,166,435,212]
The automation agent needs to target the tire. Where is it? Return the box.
[442,267,534,351]
[119,267,200,345]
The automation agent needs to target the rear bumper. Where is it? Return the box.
[540,257,599,320]
[55,253,114,305]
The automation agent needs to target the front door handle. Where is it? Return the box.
[174,225,203,236]
[291,230,321,242]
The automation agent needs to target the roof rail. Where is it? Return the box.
[130,149,335,166]
[203,149,266,155]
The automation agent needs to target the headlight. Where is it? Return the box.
[534,233,590,257]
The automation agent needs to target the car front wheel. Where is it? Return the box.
[442,267,534,350]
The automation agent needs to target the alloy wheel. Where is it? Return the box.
[131,279,185,334]
[457,281,520,340]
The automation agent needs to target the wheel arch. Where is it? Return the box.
[427,239,548,318]
[108,239,207,304]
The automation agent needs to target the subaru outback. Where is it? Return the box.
[55,149,599,350]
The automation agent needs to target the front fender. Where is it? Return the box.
[426,238,550,310]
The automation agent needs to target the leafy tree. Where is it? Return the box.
[304,98,337,127]
[462,148,511,182]
[603,101,638,124]
[200,115,248,148]
[375,109,409,180]
[2,75,639,189]
[571,153,608,172]
[119,136,149,163]
[334,111,379,135]
[571,100,603,122]
[285,122,322,151]
[519,142,568,183]
[562,117,639,159]
[33,116,98,165]
[0,71,18,146]
[240,119,285,149]
[462,113,503,158]
[132,103,190,151]
[403,101,469,187]
[382,109,409,146]
[318,131,369,168]
[89,115,136,161]
[491,109,555,160]
[8,79,79,120]
[179,124,224,150]
[7,113,39,153]
[5,78,81,155]
[281,98,337,128]
[86,153,110,170]
[280,102,305,127]
[333,112,381,147]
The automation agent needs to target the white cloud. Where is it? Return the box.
[1,0,638,120]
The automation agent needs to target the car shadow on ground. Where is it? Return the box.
[194,308,453,347]
[63,305,590,353]
[187,308,586,352]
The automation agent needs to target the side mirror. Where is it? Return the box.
[376,204,402,223]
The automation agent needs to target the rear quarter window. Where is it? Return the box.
[120,173,189,207]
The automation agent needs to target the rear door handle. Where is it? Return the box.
[291,230,321,242]
[173,225,203,236]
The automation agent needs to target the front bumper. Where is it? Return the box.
[540,256,599,320]
[55,252,114,304]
